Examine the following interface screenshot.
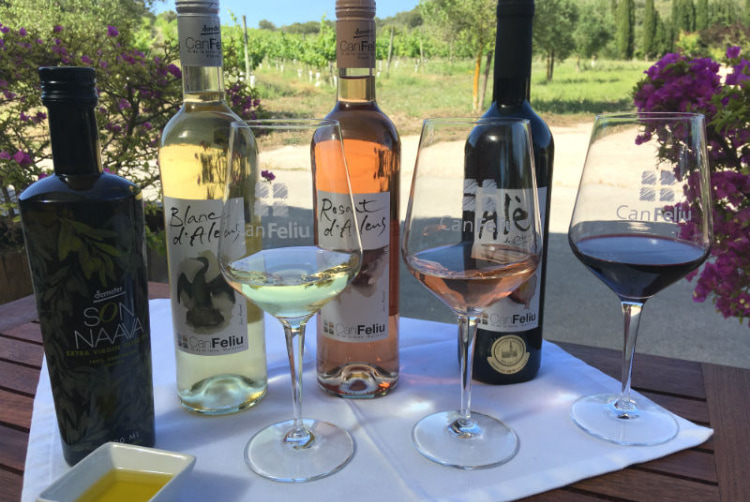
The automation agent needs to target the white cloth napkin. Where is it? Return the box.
[23,299,712,502]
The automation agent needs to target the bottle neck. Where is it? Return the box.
[492,12,533,106]
[46,103,102,176]
[337,67,376,102]
[181,65,225,103]
[177,11,225,103]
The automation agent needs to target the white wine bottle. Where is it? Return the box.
[159,0,267,414]
[315,0,401,398]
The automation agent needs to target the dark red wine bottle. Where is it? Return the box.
[19,67,155,464]
[468,0,554,384]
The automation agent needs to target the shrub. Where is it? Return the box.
[0,19,261,252]
[634,47,750,324]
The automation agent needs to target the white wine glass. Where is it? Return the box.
[568,112,712,445]
[218,119,362,482]
[401,118,543,469]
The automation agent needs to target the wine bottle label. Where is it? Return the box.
[164,196,249,356]
[177,13,222,67]
[336,19,376,69]
[317,191,390,342]
[467,184,547,333]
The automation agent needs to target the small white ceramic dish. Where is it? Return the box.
[37,442,196,502]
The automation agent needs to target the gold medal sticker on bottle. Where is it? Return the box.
[487,335,530,375]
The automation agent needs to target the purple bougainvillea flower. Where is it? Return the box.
[12,150,32,166]
[107,25,119,37]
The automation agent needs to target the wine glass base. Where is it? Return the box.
[244,418,354,482]
[571,393,679,446]
[412,411,518,470]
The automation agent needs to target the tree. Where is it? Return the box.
[420,0,496,112]
[711,0,740,27]
[258,19,276,31]
[672,0,695,34]
[695,0,709,31]
[643,0,657,59]
[573,2,612,66]
[419,0,463,65]
[615,0,634,59]
[534,0,578,81]
[654,10,671,56]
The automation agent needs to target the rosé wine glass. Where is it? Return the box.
[401,117,542,469]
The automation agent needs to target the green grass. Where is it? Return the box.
[252,57,652,136]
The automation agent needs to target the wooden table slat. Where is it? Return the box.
[639,449,718,484]
[703,363,750,502]
[558,342,706,400]
[0,426,30,472]
[0,359,43,396]
[521,489,608,501]
[0,389,34,431]
[0,295,38,333]
[570,468,719,501]
[639,391,710,425]
[2,322,42,345]
[0,336,44,368]
[0,469,22,502]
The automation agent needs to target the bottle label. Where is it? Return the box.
[178,13,223,67]
[21,198,154,454]
[164,196,249,356]
[468,185,547,333]
[336,19,376,69]
[318,191,390,342]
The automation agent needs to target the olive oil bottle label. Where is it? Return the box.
[467,185,547,332]
[317,190,390,343]
[165,196,248,356]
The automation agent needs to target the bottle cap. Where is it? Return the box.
[38,66,97,104]
[497,0,534,17]
[336,0,375,19]
[176,0,219,14]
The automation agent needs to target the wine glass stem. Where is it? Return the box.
[617,301,644,414]
[457,313,479,426]
[283,320,312,447]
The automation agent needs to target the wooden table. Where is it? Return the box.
[1,283,748,501]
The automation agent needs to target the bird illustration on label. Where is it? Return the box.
[176,251,235,330]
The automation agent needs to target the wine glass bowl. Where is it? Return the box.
[568,112,712,446]
[401,118,543,469]
[218,119,362,482]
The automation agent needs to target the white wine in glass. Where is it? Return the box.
[218,119,362,482]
